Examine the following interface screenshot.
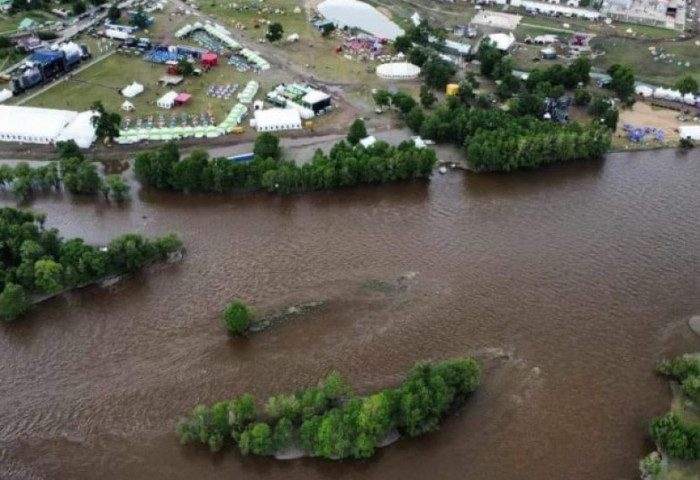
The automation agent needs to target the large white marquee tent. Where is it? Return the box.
[0,105,97,148]
[252,109,302,132]
[376,62,421,80]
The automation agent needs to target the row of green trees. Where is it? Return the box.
[176,357,481,460]
[649,412,700,460]
[0,207,183,322]
[657,355,700,404]
[134,138,436,195]
[0,141,129,203]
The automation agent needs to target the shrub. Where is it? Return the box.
[223,301,252,335]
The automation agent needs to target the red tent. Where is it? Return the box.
[201,52,218,67]
[174,93,191,106]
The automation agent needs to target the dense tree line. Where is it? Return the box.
[411,101,611,172]
[176,357,481,460]
[134,137,436,195]
[0,207,183,322]
[0,141,130,203]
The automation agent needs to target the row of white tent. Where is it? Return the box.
[175,22,271,70]
[635,85,700,106]
[114,102,249,145]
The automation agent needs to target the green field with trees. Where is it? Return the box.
[0,207,183,322]
[134,134,437,195]
[176,357,481,460]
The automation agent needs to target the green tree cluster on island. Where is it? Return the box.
[640,354,700,478]
[411,101,611,172]
[134,136,436,195]
[176,357,481,460]
[0,207,183,322]
[0,140,130,204]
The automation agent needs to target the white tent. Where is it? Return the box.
[287,33,300,42]
[0,105,78,145]
[359,136,376,148]
[121,100,135,111]
[635,85,653,97]
[376,62,421,80]
[122,82,144,98]
[0,89,13,103]
[679,125,700,140]
[55,110,98,149]
[157,91,178,109]
[484,33,516,53]
[252,109,302,132]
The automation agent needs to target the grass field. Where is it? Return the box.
[199,0,381,84]
[0,10,55,35]
[24,52,288,127]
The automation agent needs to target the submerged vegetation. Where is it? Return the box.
[223,300,253,335]
[0,140,130,204]
[134,135,436,195]
[176,357,481,460]
[0,207,183,322]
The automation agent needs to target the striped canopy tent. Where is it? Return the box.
[148,128,166,140]
[194,126,206,138]
[161,129,174,141]
[206,127,223,138]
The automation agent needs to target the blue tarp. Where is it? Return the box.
[28,50,64,66]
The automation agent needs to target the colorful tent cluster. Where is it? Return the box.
[115,103,248,144]
[237,81,259,104]
[174,23,270,70]
[622,124,666,143]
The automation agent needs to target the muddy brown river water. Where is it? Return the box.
[1,149,699,480]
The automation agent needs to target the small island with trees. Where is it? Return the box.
[0,207,183,322]
[175,357,481,460]
[640,353,700,479]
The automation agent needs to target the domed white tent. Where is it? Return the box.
[376,62,420,80]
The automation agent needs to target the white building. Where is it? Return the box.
[0,105,96,148]
[252,109,303,132]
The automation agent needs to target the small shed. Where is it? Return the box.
[201,52,218,67]
[174,93,191,106]
[540,47,557,60]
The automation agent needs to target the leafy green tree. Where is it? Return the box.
[63,162,101,195]
[321,371,352,399]
[73,0,87,15]
[56,140,84,161]
[406,105,425,133]
[477,40,502,78]
[391,91,417,115]
[107,5,121,22]
[107,233,157,273]
[347,119,368,146]
[420,85,436,108]
[373,89,391,110]
[266,22,284,42]
[567,57,592,87]
[408,46,431,67]
[253,133,281,160]
[393,35,411,53]
[90,101,121,142]
[0,283,30,322]
[239,423,275,455]
[105,175,130,202]
[573,89,592,106]
[223,300,252,335]
[34,259,63,293]
[607,64,635,101]
[421,57,455,90]
[457,79,475,104]
[177,59,194,76]
[675,75,699,95]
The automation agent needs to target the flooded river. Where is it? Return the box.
[1,149,699,480]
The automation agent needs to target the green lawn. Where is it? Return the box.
[592,36,700,86]
[0,10,55,35]
[24,53,278,128]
